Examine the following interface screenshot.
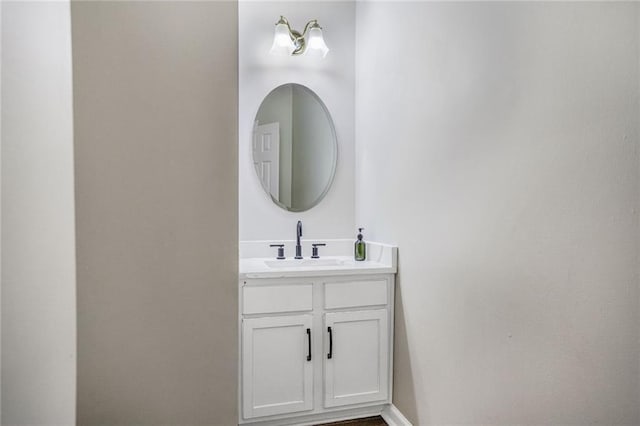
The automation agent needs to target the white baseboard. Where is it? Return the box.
[239,405,385,426]
[381,404,412,426]
[239,403,411,426]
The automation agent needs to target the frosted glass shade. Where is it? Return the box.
[306,27,329,58]
[270,23,295,56]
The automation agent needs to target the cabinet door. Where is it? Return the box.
[324,309,389,407]
[242,315,313,419]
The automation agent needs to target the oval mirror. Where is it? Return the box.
[252,83,337,212]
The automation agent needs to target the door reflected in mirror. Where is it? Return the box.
[253,83,337,212]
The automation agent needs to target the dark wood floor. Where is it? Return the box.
[317,416,387,426]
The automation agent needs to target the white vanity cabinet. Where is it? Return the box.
[239,274,395,425]
[242,314,314,418]
[324,309,389,408]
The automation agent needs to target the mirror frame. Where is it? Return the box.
[253,83,338,213]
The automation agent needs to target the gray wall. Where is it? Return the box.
[1,0,4,417]
[1,1,77,424]
[71,2,238,424]
[356,2,640,425]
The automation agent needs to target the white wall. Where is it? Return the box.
[356,2,640,425]
[1,1,76,424]
[239,1,355,241]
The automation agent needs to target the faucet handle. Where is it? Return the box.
[269,244,285,260]
[311,243,326,259]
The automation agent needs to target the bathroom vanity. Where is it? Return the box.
[239,83,404,424]
[238,240,397,425]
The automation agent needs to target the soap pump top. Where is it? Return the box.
[354,227,366,261]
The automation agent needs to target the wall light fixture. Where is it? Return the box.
[269,16,329,58]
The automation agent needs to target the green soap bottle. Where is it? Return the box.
[354,228,366,261]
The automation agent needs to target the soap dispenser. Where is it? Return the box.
[354,228,366,261]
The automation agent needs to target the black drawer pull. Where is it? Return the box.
[327,326,333,359]
[306,328,312,361]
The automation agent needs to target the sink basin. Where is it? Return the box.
[239,240,397,278]
[264,258,350,268]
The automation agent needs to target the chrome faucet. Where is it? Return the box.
[295,220,303,259]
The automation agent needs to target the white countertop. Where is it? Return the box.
[239,240,397,279]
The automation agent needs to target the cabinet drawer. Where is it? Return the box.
[243,284,313,314]
[324,280,388,309]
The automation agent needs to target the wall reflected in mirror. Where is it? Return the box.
[253,83,337,212]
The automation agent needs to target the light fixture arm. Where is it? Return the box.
[300,19,320,38]
[276,15,293,33]
[275,16,322,56]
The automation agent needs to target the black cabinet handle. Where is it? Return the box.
[327,326,333,359]
[306,328,312,361]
